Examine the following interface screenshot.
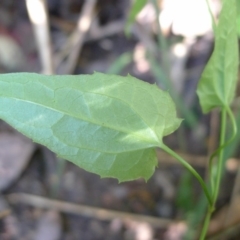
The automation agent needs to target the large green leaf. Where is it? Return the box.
[237,0,240,36]
[0,72,181,181]
[197,0,238,113]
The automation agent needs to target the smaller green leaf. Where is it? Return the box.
[197,0,239,113]
[125,0,147,36]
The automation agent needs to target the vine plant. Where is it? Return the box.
[0,0,238,238]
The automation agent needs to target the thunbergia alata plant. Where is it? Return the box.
[0,0,238,238]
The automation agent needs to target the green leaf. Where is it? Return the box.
[125,0,147,36]
[197,0,239,113]
[237,0,240,36]
[0,72,181,181]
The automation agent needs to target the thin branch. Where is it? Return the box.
[57,0,97,74]
[6,193,172,227]
[26,0,54,74]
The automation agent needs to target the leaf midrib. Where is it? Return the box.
[0,96,160,149]
[34,129,155,155]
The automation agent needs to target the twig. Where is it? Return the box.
[207,224,240,240]
[87,20,125,41]
[51,17,125,42]
[53,20,124,70]
[57,0,97,74]
[6,193,171,227]
[208,222,240,240]
[26,0,54,74]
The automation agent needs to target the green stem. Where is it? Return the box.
[199,207,213,240]
[161,144,212,206]
[208,107,237,192]
[212,108,227,203]
[199,108,228,240]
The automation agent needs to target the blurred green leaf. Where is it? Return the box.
[125,0,147,36]
[197,0,238,113]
